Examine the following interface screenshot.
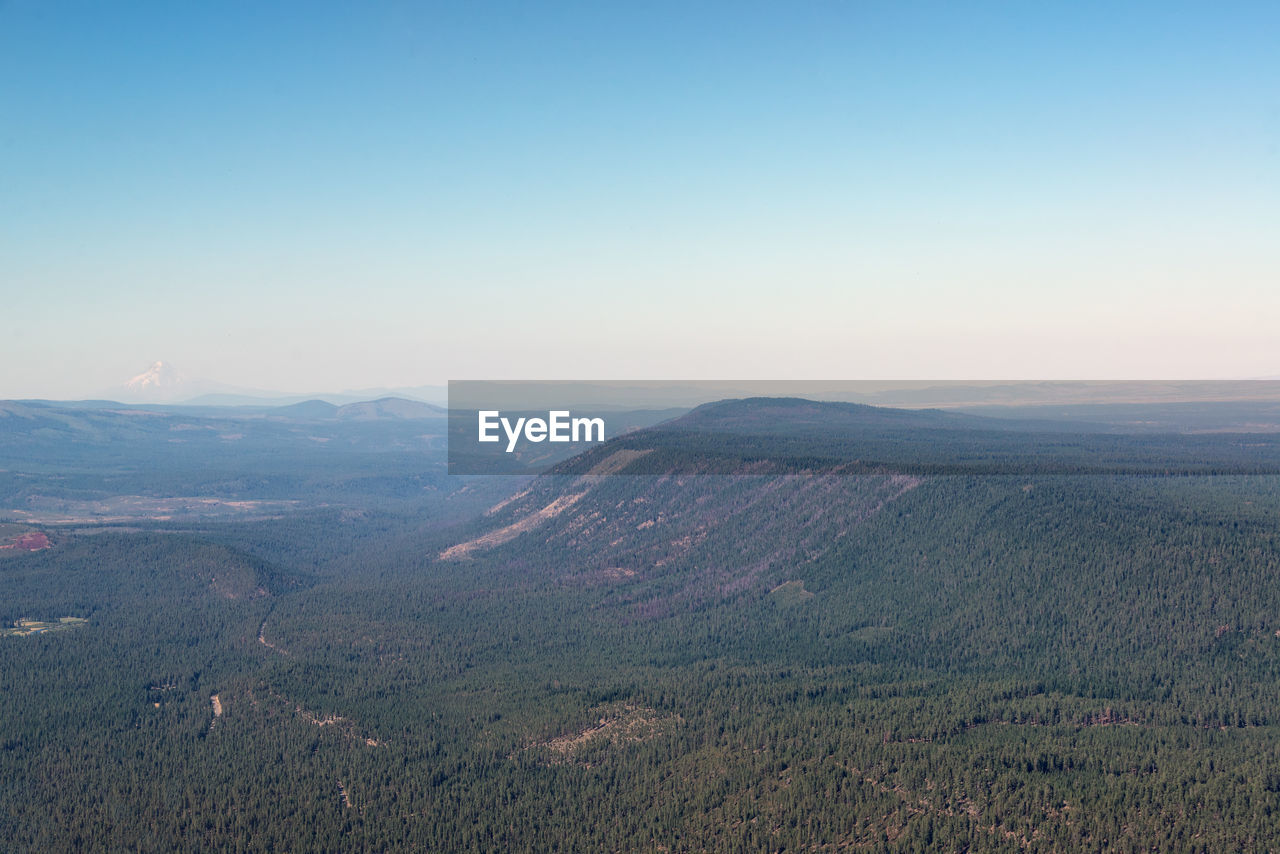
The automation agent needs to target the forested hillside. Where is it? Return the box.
[4,398,1280,851]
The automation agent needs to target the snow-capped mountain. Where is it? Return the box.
[112,361,235,403]
[101,362,444,406]
[124,361,189,395]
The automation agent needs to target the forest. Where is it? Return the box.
[3,397,1280,851]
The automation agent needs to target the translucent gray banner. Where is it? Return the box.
[447,380,1280,476]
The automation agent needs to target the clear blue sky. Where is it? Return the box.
[2,0,1277,397]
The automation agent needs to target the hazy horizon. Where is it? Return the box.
[14,370,1280,411]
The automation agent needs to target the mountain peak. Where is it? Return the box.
[125,361,187,393]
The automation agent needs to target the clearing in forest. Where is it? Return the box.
[526,703,677,765]
[2,617,87,637]
[769,580,815,605]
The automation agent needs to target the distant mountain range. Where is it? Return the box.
[100,361,446,407]
[51,371,1280,412]
[0,396,442,424]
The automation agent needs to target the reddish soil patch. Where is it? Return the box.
[0,532,50,551]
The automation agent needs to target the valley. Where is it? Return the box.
[3,395,1280,850]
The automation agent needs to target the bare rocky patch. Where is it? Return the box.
[440,491,587,559]
[209,694,223,732]
[584,448,654,476]
[295,704,382,747]
[526,703,676,765]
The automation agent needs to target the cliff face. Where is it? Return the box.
[441,465,922,618]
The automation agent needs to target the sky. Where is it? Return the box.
[2,0,1278,398]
